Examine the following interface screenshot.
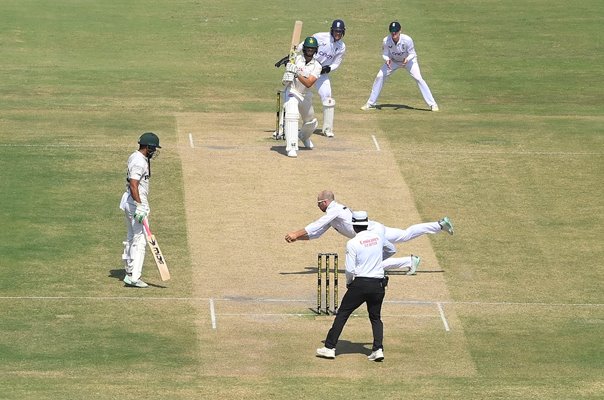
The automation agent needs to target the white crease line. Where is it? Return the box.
[371,135,381,151]
[217,313,437,318]
[209,298,217,330]
[0,297,601,307]
[188,133,194,148]
[437,302,451,332]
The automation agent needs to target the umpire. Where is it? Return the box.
[316,211,387,362]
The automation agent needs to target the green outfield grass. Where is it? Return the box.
[0,0,602,399]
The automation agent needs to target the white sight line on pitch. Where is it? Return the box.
[209,298,217,329]
[371,134,381,151]
[437,302,451,332]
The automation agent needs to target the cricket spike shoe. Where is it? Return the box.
[439,217,454,235]
[408,255,421,275]
[367,349,384,362]
[360,103,377,111]
[316,347,336,359]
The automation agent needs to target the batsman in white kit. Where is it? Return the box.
[119,132,161,288]
[361,21,439,112]
[281,36,322,158]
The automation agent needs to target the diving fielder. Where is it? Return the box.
[281,36,322,158]
[119,132,161,288]
[296,19,346,137]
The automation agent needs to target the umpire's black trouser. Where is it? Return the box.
[324,277,385,351]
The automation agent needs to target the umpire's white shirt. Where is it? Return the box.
[345,229,385,284]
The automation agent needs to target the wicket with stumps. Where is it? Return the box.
[316,253,339,315]
[274,90,284,139]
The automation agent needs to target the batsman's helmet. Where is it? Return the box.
[303,36,319,49]
[389,21,401,33]
[138,132,161,148]
[331,19,346,37]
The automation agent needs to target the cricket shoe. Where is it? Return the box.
[439,217,454,235]
[360,103,377,111]
[316,347,336,359]
[408,255,421,275]
[323,128,334,138]
[302,138,314,149]
[287,149,298,158]
[431,104,440,112]
[124,275,149,288]
[272,131,284,140]
[367,349,384,362]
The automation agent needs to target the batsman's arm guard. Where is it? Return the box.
[274,55,289,68]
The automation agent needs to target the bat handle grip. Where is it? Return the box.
[142,218,152,236]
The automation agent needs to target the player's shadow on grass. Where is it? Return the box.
[108,268,168,288]
[109,268,127,280]
[319,339,373,356]
[376,103,426,111]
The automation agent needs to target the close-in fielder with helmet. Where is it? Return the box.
[281,36,322,158]
[119,132,161,288]
[361,21,439,112]
[298,19,346,137]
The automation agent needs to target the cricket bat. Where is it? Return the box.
[289,20,303,63]
[142,219,170,281]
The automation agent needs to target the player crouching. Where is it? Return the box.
[281,36,322,158]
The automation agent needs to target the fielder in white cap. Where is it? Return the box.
[316,210,388,361]
[361,21,439,112]
[284,190,454,274]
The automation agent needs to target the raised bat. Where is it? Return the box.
[143,219,170,281]
[289,20,303,64]
[275,20,303,68]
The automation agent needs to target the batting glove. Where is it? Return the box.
[134,202,150,223]
[285,63,298,76]
[282,71,295,85]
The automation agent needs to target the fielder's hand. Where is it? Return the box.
[285,62,298,76]
[134,202,149,223]
[282,71,295,85]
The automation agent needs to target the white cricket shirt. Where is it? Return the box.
[382,33,417,64]
[309,31,346,71]
[125,150,150,205]
[289,54,322,100]
[345,229,385,282]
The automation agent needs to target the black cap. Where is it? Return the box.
[389,21,401,33]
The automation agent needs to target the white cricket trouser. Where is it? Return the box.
[384,222,442,243]
[284,88,315,152]
[122,200,147,282]
[367,59,436,107]
[314,74,332,102]
[382,256,415,271]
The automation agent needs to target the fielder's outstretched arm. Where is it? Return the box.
[285,229,309,243]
